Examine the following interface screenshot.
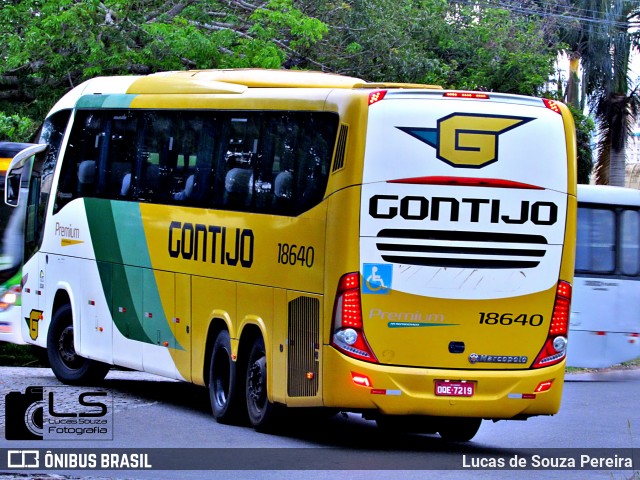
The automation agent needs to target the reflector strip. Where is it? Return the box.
[388,176,543,190]
[370,389,402,396]
[508,393,537,399]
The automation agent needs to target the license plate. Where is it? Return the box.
[434,380,475,397]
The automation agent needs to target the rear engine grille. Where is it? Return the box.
[287,296,320,397]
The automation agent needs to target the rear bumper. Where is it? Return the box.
[322,345,564,419]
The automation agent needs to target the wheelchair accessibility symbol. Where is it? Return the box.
[362,264,393,295]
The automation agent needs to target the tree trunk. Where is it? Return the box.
[609,142,627,187]
[566,54,580,109]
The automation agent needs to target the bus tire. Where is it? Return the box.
[47,303,110,385]
[245,336,276,431]
[437,418,482,442]
[208,330,240,423]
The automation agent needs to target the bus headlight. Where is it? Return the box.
[0,285,20,312]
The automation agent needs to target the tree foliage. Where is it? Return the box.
[0,112,38,142]
[293,1,558,94]
[0,0,616,189]
[0,0,328,120]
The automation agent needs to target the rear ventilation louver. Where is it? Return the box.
[287,296,320,397]
[332,124,349,172]
[376,229,548,269]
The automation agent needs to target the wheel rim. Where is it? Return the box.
[58,325,83,369]
[247,356,267,414]
[212,348,230,407]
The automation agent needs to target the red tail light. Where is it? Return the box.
[443,91,490,99]
[331,273,378,363]
[542,98,562,115]
[368,90,387,106]
[533,281,571,368]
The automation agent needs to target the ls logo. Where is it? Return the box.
[398,113,533,168]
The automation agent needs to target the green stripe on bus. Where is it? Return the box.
[76,94,137,109]
[85,199,183,350]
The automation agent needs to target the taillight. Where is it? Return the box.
[542,98,562,115]
[368,90,387,106]
[533,281,571,368]
[443,91,490,99]
[331,273,378,363]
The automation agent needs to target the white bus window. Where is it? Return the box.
[104,113,139,199]
[620,209,640,276]
[575,207,615,273]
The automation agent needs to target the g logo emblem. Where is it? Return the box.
[28,309,43,341]
[398,113,534,168]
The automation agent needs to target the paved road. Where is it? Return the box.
[0,366,639,480]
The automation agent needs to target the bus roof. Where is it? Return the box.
[130,69,442,91]
[49,69,445,111]
[578,184,640,207]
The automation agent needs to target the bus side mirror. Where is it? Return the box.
[4,170,21,206]
[3,143,49,207]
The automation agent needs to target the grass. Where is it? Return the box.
[0,342,48,367]
[566,356,640,374]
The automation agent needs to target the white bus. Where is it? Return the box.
[567,184,640,368]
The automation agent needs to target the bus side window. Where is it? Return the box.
[105,113,138,200]
[620,210,640,276]
[54,112,103,212]
[575,207,616,273]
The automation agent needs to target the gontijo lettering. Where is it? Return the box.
[369,195,558,225]
[168,221,254,268]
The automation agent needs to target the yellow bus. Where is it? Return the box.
[6,69,576,441]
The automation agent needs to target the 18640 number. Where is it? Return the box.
[478,312,543,327]
[277,243,314,267]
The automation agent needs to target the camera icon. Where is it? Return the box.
[5,386,45,440]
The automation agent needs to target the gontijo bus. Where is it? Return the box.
[5,69,577,441]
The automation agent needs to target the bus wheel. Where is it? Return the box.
[47,303,110,385]
[437,418,482,442]
[245,337,275,431]
[209,330,240,423]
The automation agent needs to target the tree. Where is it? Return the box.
[0,0,328,121]
[578,1,640,186]
[294,1,559,94]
